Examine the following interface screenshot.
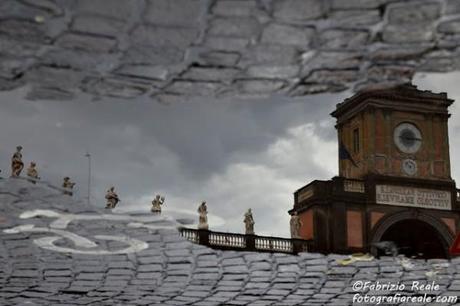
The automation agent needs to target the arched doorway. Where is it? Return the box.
[370,211,454,259]
[380,219,447,259]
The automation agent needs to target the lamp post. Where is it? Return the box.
[85,152,91,206]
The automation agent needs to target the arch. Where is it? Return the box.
[370,210,454,258]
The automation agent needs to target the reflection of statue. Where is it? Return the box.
[62,177,76,196]
[26,162,40,183]
[105,187,120,209]
[11,146,24,177]
[244,208,255,235]
[290,212,302,239]
[151,195,165,214]
[198,201,208,230]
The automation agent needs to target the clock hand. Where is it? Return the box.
[399,136,421,141]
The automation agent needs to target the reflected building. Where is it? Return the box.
[290,84,460,258]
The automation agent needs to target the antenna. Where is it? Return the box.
[85,152,91,205]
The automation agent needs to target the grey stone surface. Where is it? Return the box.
[1,0,460,101]
[1,178,460,305]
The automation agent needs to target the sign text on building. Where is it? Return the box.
[376,185,451,210]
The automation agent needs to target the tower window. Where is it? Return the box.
[353,128,359,153]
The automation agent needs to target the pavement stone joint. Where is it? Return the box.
[1,0,460,101]
[0,179,460,305]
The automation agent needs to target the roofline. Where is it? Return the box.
[331,83,454,119]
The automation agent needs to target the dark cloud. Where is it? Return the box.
[0,87,346,236]
[3,74,459,237]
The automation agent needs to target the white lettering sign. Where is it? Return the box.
[376,185,452,210]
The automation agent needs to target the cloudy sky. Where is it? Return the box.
[1,72,460,237]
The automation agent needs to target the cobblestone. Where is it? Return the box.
[1,178,460,305]
[1,0,460,101]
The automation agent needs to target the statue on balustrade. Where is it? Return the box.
[198,201,208,230]
[151,195,165,214]
[62,177,76,196]
[290,212,302,239]
[26,162,40,183]
[11,146,24,177]
[244,208,255,235]
[105,186,120,209]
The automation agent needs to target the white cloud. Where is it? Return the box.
[266,122,337,179]
[112,120,338,238]
[414,72,460,182]
[174,121,337,237]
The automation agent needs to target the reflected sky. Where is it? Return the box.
[1,73,460,237]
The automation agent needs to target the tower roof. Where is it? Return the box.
[331,83,454,124]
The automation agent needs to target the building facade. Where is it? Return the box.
[289,84,460,258]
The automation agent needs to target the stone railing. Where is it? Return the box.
[255,236,298,253]
[209,231,246,248]
[179,227,312,255]
[180,226,200,244]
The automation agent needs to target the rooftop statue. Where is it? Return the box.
[11,146,24,177]
[105,187,120,209]
[290,212,302,239]
[26,162,40,183]
[244,208,255,235]
[197,201,208,230]
[151,195,165,214]
[62,177,76,196]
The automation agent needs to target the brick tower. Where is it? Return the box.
[290,84,460,258]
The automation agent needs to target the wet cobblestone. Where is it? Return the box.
[0,178,459,305]
[1,0,460,101]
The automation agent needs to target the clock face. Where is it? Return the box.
[402,159,417,176]
[393,123,422,154]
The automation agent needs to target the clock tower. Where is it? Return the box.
[290,84,460,258]
[332,83,452,181]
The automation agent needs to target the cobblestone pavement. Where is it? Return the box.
[1,0,460,102]
[1,179,460,305]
